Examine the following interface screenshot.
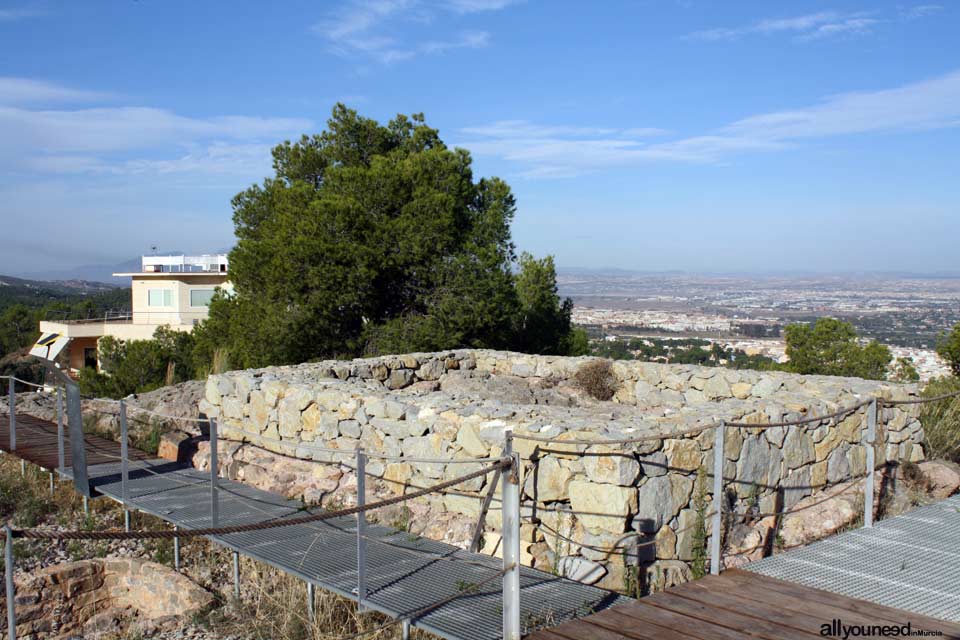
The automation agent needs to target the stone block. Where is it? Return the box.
[569,480,636,534]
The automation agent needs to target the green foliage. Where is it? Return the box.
[937,323,960,377]
[78,327,199,398]
[590,336,781,371]
[920,376,960,463]
[690,466,709,580]
[0,284,130,361]
[891,357,920,383]
[195,105,578,370]
[784,317,891,380]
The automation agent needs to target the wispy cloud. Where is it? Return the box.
[460,70,960,177]
[688,11,880,42]
[0,7,45,22]
[901,4,944,19]
[0,77,113,105]
[0,78,313,177]
[313,0,517,64]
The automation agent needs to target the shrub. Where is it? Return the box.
[574,359,618,401]
[920,377,960,463]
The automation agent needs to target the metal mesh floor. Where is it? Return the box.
[745,494,960,622]
[66,460,624,640]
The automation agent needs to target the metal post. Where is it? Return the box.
[210,418,219,527]
[7,378,15,452]
[48,473,54,496]
[710,422,725,575]
[19,461,24,478]
[864,400,877,528]
[307,582,315,623]
[56,387,65,474]
[232,551,240,599]
[82,495,89,516]
[173,526,181,571]
[402,619,411,640]
[502,430,521,640]
[66,383,89,499]
[120,400,130,532]
[5,525,16,640]
[355,447,367,609]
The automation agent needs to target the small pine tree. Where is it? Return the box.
[690,466,709,579]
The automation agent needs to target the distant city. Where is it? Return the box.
[561,271,960,381]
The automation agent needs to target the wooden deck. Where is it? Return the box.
[0,413,152,471]
[526,570,960,640]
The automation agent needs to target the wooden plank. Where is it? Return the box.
[721,570,960,638]
[669,579,832,637]
[613,600,748,640]
[538,617,644,640]
[584,607,696,640]
[704,572,908,629]
[643,590,817,640]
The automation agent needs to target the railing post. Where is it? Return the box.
[307,582,315,623]
[710,422,725,575]
[66,383,89,498]
[210,418,219,527]
[120,400,130,532]
[5,524,16,640]
[502,430,521,640]
[173,526,180,571]
[355,446,367,610]
[232,551,240,599]
[7,378,15,452]
[56,387,65,474]
[864,400,877,528]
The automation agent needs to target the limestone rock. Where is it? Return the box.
[917,460,960,499]
[527,456,573,502]
[569,480,636,534]
[557,556,607,585]
[633,474,692,533]
[583,448,641,486]
[664,439,702,473]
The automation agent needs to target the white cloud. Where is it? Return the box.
[0,78,313,177]
[460,70,960,177]
[901,4,944,19]
[314,0,514,64]
[0,7,44,22]
[688,10,880,42]
[0,77,113,105]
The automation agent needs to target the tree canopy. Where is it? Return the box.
[195,105,577,368]
[784,317,891,380]
[937,323,960,377]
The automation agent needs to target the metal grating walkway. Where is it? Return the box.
[60,457,625,640]
[746,493,960,622]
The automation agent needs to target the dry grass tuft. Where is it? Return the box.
[920,377,960,463]
[574,359,618,401]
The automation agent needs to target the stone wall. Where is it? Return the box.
[199,349,925,592]
[1,558,213,639]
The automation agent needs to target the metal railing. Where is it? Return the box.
[3,373,958,640]
[0,381,525,640]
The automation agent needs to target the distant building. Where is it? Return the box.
[30,254,230,375]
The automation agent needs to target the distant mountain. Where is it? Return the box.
[13,257,141,285]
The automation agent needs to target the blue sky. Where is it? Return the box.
[1,1,958,275]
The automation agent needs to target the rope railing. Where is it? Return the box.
[11,459,508,541]
[0,376,47,389]
[880,389,960,405]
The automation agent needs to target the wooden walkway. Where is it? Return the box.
[0,414,152,470]
[528,569,960,639]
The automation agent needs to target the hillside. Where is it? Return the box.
[0,274,121,310]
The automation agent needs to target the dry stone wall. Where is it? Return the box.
[199,350,925,592]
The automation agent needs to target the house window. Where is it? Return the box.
[148,289,174,307]
[190,289,215,307]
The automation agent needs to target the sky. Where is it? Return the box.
[1,0,958,276]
